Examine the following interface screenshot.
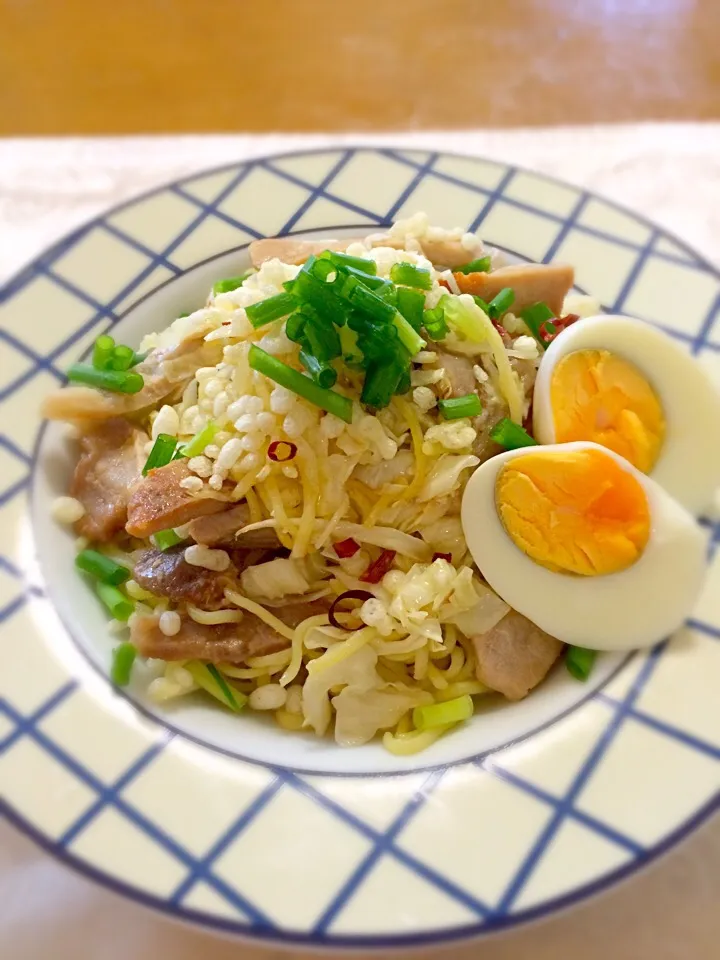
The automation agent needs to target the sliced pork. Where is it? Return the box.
[188,503,281,548]
[70,417,147,541]
[125,459,228,539]
[473,611,563,700]
[455,263,574,317]
[133,547,234,609]
[130,598,331,664]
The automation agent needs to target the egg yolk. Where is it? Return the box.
[496,448,651,576]
[550,349,665,474]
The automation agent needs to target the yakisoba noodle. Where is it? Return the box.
[45,212,591,753]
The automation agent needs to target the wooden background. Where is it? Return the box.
[1,0,718,134]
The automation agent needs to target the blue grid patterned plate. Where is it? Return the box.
[1,147,719,949]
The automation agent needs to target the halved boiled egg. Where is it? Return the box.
[461,442,706,650]
[532,315,720,514]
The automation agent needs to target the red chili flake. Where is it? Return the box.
[360,549,397,584]
[538,320,558,344]
[432,552,452,564]
[492,321,508,339]
[267,440,298,462]
[333,537,360,559]
[556,313,580,330]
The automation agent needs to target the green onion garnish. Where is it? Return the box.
[186,661,247,712]
[454,256,492,275]
[153,529,184,551]
[438,394,482,420]
[396,287,425,332]
[294,268,349,327]
[310,258,337,283]
[361,359,405,408]
[392,312,426,356]
[285,310,307,344]
[520,302,556,349]
[423,302,449,341]
[92,334,115,370]
[142,434,179,475]
[108,344,136,371]
[490,418,537,450]
[75,549,130,586]
[246,292,298,329]
[349,283,396,325]
[130,351,148,367]
[341,266,387,290]
[299,350,337,389]
[390,262,432,290]
[303,312,342,362]
[339,324,363,366]
[319,250,378,275]
[566,645,597,682]
[110,642,137,686]
[249,344,353,423]
[413,694,474,731]
[179,421,218,458]
[96,582,134,622]
[67,364,144,394]
[488,287,515,320]
[213,273,252,295]
[472,295,490,314]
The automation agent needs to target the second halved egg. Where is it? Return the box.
[532,315,720,514]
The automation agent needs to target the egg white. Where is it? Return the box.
[461,441,707,650]
[533,315,720,514]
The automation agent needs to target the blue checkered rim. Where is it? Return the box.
[0,146,718,948]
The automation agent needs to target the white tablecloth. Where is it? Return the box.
[1,125,719,960]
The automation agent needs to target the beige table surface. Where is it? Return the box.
[1,127,719,960]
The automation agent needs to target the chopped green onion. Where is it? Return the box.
[285,310,307,344]
[390,262,432,290]
[319,250,377,275]
[472,295,490,314]
[339,324,363,366]
[96,582,134,622]
[310,258,337,283]
[304,312,342,361]
[108,344,136,371]
[130,351,149,367]
[180,421,218,458]
[392,311,426,356]
[186,661,247,712]
[490,418,537,450]
[153,529,184,551]
[249,344,353,423]
[423,302,449,341]
[394,365,411,396]
[299,350,337,389]
[67,364,144,394]
[213,273,252,295]
[92,334,115,370]
[110,642,137,686]
[349,283,397,325]
[520,302,556,349]
[454,256,492,275]
[142,434,179,475]
[246,292,298,329]
[282,279,296,293]
[294,269,349,326]
[488,287,515,319]
[341,266,387,290]
[566,645,597,682]
[396,287,425,332]
[75,549,131,586]
[413,694,474,730]
[438,394,482,420]
[361,360,404,408]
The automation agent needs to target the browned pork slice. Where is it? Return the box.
[455,263,574,317]
[432,349,478,399]
[125,459,228,539]
[42,338,223,423]
[133,547,234,609]
[70,417,147,541]
[250,235,479,272]
[131,598,331,664]
[473,611,564,701]
[249,237,348,268]
[188,503,281,548]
